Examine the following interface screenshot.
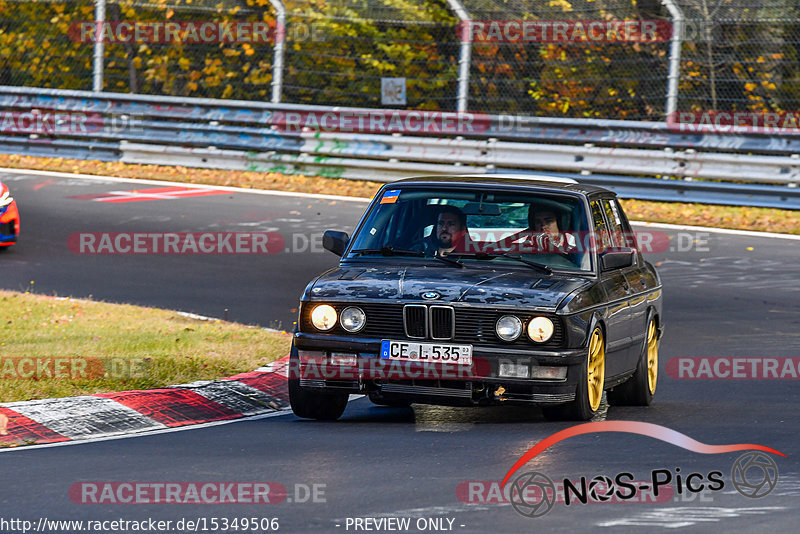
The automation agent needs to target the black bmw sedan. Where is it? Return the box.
[289,175,663,421]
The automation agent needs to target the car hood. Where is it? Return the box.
[306,265,593,310]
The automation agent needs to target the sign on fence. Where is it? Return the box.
[381,78,406,106]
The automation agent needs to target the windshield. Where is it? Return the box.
[347,187,593,272]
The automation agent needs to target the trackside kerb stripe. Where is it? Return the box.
[93,389,242,427]
[174,381,287,416]
[227,372,289,402]
[0,356,292,448]
[3,396,167,440]
[0,407,70,446]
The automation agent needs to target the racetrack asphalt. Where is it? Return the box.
[1,170,799,533]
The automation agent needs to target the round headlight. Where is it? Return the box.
[528,316,554,343]
[340,306,366,332]
[496,315,523,342]
[311,304,337,331]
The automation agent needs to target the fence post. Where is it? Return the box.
[92,0,106,92]
[268,0,286,104]
[443,0,471,113]
[662,0,684,119]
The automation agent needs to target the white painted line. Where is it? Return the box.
[175,310,289,335]
[0,408,294,454]
[596,506,785,529]
[0,167,372,203]
[5,166,796,238]
[631,220,800,241]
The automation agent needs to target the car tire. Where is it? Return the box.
[368,392,412,407]
[608,312,658,407]
[543,325,605,421]
[288,345,348,421]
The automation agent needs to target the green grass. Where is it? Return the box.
[0,290,291,402]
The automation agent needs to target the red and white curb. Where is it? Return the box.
[0,357,290,448]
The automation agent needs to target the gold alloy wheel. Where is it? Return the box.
[587,328,605,412]
[646,320,658,395]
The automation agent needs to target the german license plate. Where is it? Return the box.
[380,340,473,365]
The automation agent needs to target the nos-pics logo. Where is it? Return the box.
[503,421,783,518]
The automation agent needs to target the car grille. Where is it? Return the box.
[300,303,564,348]
[429,306,454,340]
[403,305,427,339]
[0,221,15,236]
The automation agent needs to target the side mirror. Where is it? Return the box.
[323,230,350,256]
[600,248,635,271]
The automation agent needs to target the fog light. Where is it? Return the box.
[527,316,554,343]
[330,352,358,366]
[530,366,567,380]
[499,362,530,378]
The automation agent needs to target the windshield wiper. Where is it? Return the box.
[433,252,465,268]
[452,252,553,275]
[350,247,464,268]
[351,246,424,257]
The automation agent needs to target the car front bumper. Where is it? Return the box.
[0,200,19,245]
[293,332,586,406]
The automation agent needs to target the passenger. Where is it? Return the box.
[528,204,577,253]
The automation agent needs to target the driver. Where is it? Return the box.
[427,206,468,256]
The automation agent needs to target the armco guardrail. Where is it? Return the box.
[2,86,800,209]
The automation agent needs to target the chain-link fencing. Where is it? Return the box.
[679,0,800,115]
[0,0,798,121]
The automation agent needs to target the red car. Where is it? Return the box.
[0,181,19,247]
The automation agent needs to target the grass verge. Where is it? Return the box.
[1,153,798,235]
[0,290,290,403]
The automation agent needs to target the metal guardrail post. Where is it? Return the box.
[443,0,471,113]
[268,0,286,104]
[92,0,106,92]
[662,0,684,119]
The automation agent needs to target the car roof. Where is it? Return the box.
[387,174,613,197]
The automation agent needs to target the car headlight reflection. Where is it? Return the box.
[340,306,366,332]
[496,315,523,342]
[310,304,337,331]
[528,316,554,343]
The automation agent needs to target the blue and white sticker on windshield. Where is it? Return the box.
[380,190,401,204]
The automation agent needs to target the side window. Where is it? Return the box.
[603,198,637,248]
[602,199,626,248]
[590,200,612,251]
